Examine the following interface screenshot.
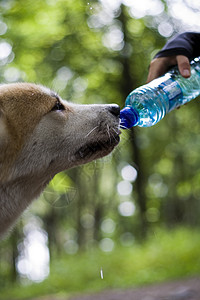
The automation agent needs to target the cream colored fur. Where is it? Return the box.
[0,83,120,237]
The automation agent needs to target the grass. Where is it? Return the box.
[1,227,200,299]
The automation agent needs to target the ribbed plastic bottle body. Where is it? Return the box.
[175,58,200,103]
[125,57,200,127]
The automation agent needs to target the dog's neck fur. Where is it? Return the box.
[0,173,49,237]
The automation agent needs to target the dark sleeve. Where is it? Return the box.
[155,32,200,59]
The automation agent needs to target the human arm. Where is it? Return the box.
[147,32,200,83]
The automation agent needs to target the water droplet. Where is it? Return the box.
[100,267,103,279]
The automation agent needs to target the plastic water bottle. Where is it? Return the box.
[120,56,200,128]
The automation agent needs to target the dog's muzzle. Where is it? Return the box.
[75,104,120,160]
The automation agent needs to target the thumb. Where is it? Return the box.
[176,55,191,78]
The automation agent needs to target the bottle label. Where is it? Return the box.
[159,77,183,111]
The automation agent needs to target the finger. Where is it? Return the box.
[147,68,161,83]
[147,57,177,83]
[147,58,166,83]
[176,55,191,78]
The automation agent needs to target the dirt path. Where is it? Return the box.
[32,277,200,300]
[68,277,200,300]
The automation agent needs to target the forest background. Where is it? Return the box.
[1,0,200,299]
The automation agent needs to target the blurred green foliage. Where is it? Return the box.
[1,227,200,299]
[1,0,200,297]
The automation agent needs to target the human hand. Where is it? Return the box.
[147,55,191,83]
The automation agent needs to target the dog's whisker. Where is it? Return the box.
[107,124,112,144]
[110,131,118,143]
[112,127,120,135]
[119,124,127,129]
[84,126,98,138]
[119,124,131,131]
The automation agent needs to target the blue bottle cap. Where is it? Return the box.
[120,106,139,129]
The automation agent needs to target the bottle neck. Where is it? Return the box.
[120,106,139,129]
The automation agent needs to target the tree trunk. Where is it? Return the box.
[119,5,147,237]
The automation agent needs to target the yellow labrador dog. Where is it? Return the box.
[0,83,120,237]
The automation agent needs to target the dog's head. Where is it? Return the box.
[0,83,120,181]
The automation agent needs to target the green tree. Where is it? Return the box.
[1,0,200,286]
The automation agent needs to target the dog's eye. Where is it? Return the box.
[51,100,65,111]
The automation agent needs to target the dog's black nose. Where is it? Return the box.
[108,104,120,117]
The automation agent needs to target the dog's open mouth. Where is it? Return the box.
[75,135,120,160]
